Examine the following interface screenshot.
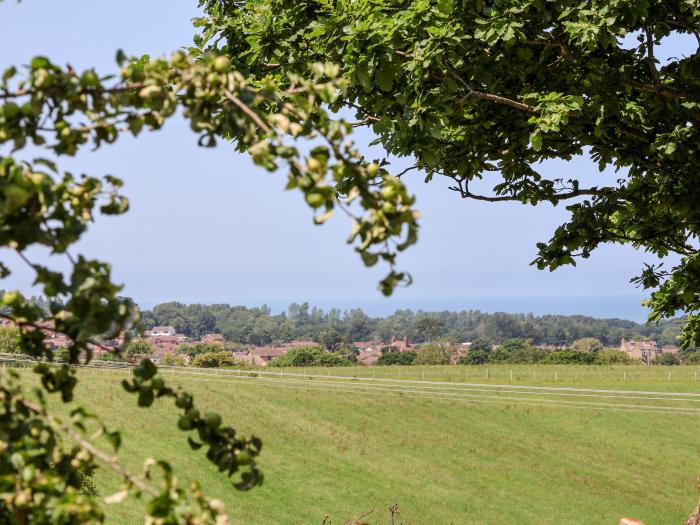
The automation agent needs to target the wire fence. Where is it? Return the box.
[3,353,700,416]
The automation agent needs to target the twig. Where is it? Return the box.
[18,397,158,496]
[223,90,273,134]
[395,165,419,178]
[448,70,535,113]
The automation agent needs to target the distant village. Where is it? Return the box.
[61,323,682,366]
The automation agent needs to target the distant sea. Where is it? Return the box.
[137,294,651,323]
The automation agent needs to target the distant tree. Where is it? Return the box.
[500,338,531,352]
[595,349,632,365]
[414,317,443,342]
[344,309,372,342]
[161,354,186,366]
[470,339,493,353]
[336,344,359,363]
[96,351,122,362]
[381,345,400,355]
[414,343,453,365]
[319,328,345,352]
[570,337,603,353]
[653,353,681,366]
[269,346,350,367]
[376,352,416,366]
[191,351,239,368]
[176,343,222,358]
[124,340,152,363]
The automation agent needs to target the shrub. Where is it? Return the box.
[124,339,152,363]
[96,351,122,362]
[459,350,489,365]
[569,337,603,353]
[269,346,351,367]
[177,342,224,358]
[653,353,681,365]
[191,351,239,368]
[543,350,597,365]
[414,343,453,365]
[595,349,632,364]
[376,351,416,366]
[682,351,700,365]
[161,353,186,366]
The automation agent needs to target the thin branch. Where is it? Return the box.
[448,70,535,113]
[223,90,273,134]
[449,179,608,202]
[645,26,662,87]
[350,115,379,127]
[395,165,419,178]
[18,397,158,497]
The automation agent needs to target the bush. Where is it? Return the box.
[414,343,453,365]
[177,342,224,358]
[543,350,597,365]
[161,353,186,366]
[124,339,152,363]
[652,353,681,365]
[269,346,351,367]
[569,337,603,353]
[682,351,700,365]
[97,351,122,362]
[459,350,489,365]
[595,349,632,364]
[376,352,416,366]
[191,351,239,368]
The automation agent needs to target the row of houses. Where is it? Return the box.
[5,319,682,366]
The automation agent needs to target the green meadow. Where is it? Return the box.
[18,364,700,524]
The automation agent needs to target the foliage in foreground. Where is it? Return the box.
[196,0,700,349]
[0,0,419,519]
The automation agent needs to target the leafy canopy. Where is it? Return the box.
[195,0,700,347]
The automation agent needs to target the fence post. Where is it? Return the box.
[695,371,697,382]
[555,370,558,381]
[668,371,672,381]
[486,369,489,380]
[623,371,626,380]
[510,369,513,381]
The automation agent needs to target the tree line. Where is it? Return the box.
[141,301,684,347]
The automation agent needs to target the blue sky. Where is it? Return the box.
[0,2,695,318]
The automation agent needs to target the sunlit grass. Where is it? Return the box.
[15,365,700,524]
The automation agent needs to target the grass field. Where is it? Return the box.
[13,364,700,524]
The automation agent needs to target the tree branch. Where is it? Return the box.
[18,397,158,497]
[448,180,609,202]
[645,26,662,88]
[223,90,273,134]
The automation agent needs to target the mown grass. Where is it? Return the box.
[18,365,700,524]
